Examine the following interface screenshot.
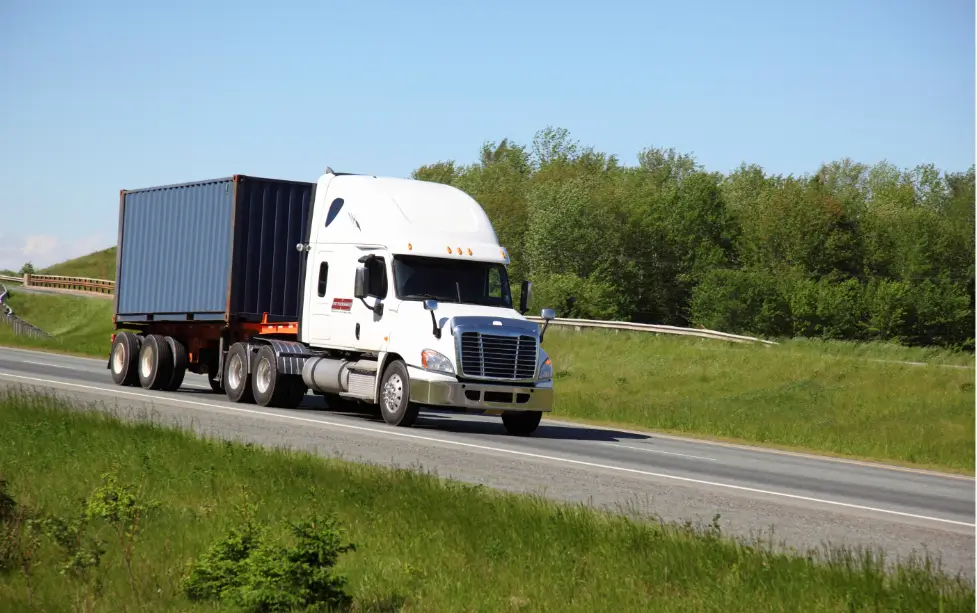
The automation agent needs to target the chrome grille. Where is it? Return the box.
[459,332,537,380]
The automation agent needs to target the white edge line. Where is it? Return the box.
[608,443,717,462]
[22,360,66,368]
[2,346,972,482]
[542,418,977,482]
[0,372,973,529]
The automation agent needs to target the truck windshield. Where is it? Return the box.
[392,255,512,308]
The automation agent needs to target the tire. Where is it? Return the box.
[501,411,542,436]
[250,346,308,408]
[224,342,254,404]
[109,331,142,386]
[137,334,173,390]
[164,337,188,391]
[379,360,419,427]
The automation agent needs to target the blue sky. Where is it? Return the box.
[0,0,973,271]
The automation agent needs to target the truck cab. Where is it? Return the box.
[294,170,556,434]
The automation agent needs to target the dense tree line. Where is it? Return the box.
[412,127,975,349]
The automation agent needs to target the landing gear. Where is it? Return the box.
[379,359,420,427]
[501,410,542,436]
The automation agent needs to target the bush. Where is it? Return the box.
[690,268,791,336]
[183,502,355,613]
[530,272,629,320]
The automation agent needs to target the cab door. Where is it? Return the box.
[303,248,334,346]
[351,250,390,352]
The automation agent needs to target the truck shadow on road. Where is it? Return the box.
[285,397,651,443]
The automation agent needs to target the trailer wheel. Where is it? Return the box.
[224,342,254,403]
[379,359,420,427]
[109,331,141,386]
[164,337,188,391]
[501,410,542,436]
[138,334,173,390]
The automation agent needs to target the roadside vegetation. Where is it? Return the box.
[0,287,972,472]
[38,247,117,280]
[414,127,974,352]
[0,290,114,358]
[0,389,972,612]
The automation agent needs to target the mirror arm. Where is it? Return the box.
[430,310,441,339]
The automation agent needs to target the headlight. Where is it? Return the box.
[538,357,553,380]
[421,349,455,374]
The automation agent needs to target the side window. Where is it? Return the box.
[366,257,387,298]
[487,267,503,299]
[317,262,329,297]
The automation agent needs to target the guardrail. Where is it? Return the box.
[2,273,775,344]
[0,284,53,339]
[525,315,777,345]
[25,274,115,294]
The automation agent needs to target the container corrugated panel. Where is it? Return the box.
[229,176,314,321]
[116,179,235,320]
[115,175,315,323]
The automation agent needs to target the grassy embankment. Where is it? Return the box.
[0,286,973,473]
[0,389,972,613]
[38,246,118,280]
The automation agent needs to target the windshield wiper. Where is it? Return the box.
[403,293,456,302]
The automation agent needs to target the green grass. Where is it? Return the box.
[0,390,971,613]
[0,290,114,357]
[546,329,975,473]
[39,246,117,280]
[0,288,973,473]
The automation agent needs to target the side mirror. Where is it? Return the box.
[424,299,441,338]
[539,307,556,344]
[519,280,532,314]
[354,267,369,299]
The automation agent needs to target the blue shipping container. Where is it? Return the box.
[114,175,315,323]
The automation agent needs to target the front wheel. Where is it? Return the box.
[501,411,542,436]
[379,360,419,427]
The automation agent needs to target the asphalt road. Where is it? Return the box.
[0,346,973,579]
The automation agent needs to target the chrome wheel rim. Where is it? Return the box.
[139,346,153,379]
[112,343,125,374]
[255,358,272,394]
[227,353,244,390]
[382,373,403,413]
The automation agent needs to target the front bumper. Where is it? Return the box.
[410,376,554,412]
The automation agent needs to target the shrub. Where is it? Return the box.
[183,503,355,613]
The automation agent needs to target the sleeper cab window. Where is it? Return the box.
[317,262,329,297]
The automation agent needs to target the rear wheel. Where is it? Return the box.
[138,334,173,390]
[251,345,306,408]
[109,331,141,386]
[379,360,419,427]
[164,337,187,391]
[224,342,254,403]
[501,411,542,436]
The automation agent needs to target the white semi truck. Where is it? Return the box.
[108,169,557,435]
